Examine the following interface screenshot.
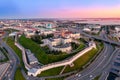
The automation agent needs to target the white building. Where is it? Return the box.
[70,32,80,39]
[41,30,53,35]
[51,43,72,53]
[45,22,57,29]
[61,31,80,39]
[28,68,39,76]
[42,37,72,53]
[115,26,120,33]
[83,25,101,33]
[26,49,39,65]
[9,32,18,37]
[43,38,72,46]
[24,30,35,38]
[113,32,120,38]
[83,28,91,32]
[62,38,72,44]
[113,26,120,38]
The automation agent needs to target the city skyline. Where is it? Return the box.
[0,0,120,18]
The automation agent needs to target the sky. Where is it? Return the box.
[0,0,120,18]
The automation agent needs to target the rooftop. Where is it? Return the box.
[53,43,71,48]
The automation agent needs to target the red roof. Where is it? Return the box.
[64,31,72,34]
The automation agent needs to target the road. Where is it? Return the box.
[66,29,115,80]
[0,33,28,80]
[0,38,18,80]
[66,43,114,80]
[69,27,120,46]
[1,28,117,80]
[99,48,120,80]
[1,32,44,80]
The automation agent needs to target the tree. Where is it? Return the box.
[31,35,42,44]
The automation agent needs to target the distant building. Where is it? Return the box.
[113,26,120,38]
[32,22,57,29]
[70,32,81,39]
[0,31,4,36]
[0,25,3,30]
[115,26,120,33]
[46,23,52,28]
[113,33,120,38]
[45,22,57,29]
[83,28,91,32]
[24,30,35,38]
[9,32,18,37]
[83,24,101,33]
[41,30,53,35]
[54,30,80,39]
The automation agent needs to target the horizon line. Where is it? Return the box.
[1,17,120,20]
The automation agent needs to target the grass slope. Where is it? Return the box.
[63,42,103,73]
[19,35,85,64]
[38,66,63,77]
[4,37,26,79]
[63,48,98,73]
[14,68,25,80]
[5,37,23,66]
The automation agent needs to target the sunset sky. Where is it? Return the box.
[0,0,120,18]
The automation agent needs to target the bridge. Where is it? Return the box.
[69,28,120,46]
[82,32,120,46]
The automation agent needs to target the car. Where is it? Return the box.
[27,77,29,80]
[9,78,11,80]
[78,74,81,77]
[90,75,93,78]
[104,72,106,73]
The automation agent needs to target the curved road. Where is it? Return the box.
[66,29,115,80]
[0,38,19,80]
[66,43,114,80]
[0,32,28,80]
[2,28,117,80]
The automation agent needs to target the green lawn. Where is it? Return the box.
[46,77,64,80]
[4,37,26,79]
[63,42,103,73]
[73,41,85,53]
[18,35,104,78]
[94,75,101,80]
[5,37,23,65]
[63,48,98,73]
[37,66,63,77]
[14,67,25,80]
[35,45,100,78]
[4,37,27,73]
[19,35,85,64]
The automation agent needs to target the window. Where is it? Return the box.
[114,62,120,66]
[111,68,119,73]
[116,58,120,61]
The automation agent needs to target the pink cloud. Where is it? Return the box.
[37,6,120,18]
